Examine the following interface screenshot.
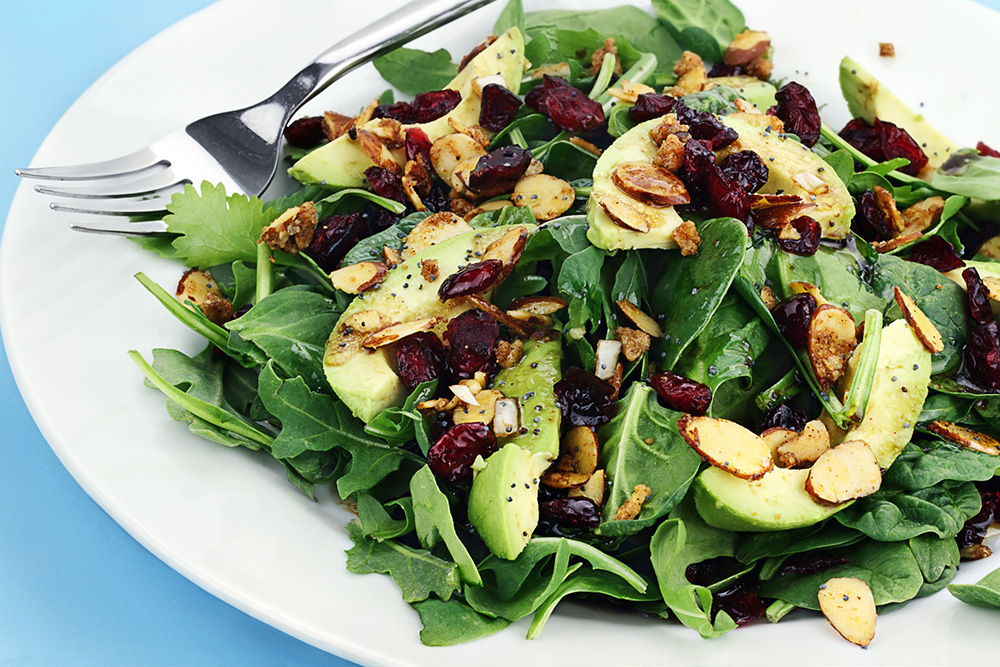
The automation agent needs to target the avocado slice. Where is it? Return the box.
[839,56,955,172]
[718,113,854,239]
[706,76,777,110]
[289,28,526,188]
[586,117,688,251]
[323,224,531,422]
[493,336,563,459]
[693,318,930,532]
[467,442,551,560]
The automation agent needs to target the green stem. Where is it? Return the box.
[766,599,795,624]
[135,272,229,350]
[588,53,618,101]
[256,241,273,303]
[838,309,883,424]
[600,52,658,114]
[821,123,938,194]
[755,368,802,413]
[508,127,529,150]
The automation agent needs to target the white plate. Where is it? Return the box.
[3,0,999,664]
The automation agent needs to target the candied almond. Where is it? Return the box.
[872,186,904,234]
[818,577,877,647]
[670,51,707,96]
[615,326,651,362]
[482,226,528,280]
[511,174,575,221]
[464,295,530,337]
[653,134,686,172]
[568,469,606,506]
[616,299,663,338]
[507,296,568,315]
[747,56,773,80]
[175,269,233,326]
[760,285,778,310]
[328,261,387,294]
[724,30,771,66]
[776,420,831,468]
[807,304,857,391]
[678,415,773,480]
[613,161,691,207]
[420,258,439,283]
[495,339,524,369]
[761,427,799,459]
[568,136,603,157]
[595,340,622,380]
[351,128,400,174]
[893,287,944,353]
[805,440,882,505]
[402,212,473,259]
[382,245,403,269]
[322,111,354,141]
[871,232,922,253]
[355,98,380,127]
[366,118,405,148]
[362,317,440,349]
[590,37,623,76]
[614,484,652,521]
[447,116,490,148]
[927,421,1000,456]
[429,133,487,182]
[596,191,654,233]
[672,220,701,256]
[259,202,317,254]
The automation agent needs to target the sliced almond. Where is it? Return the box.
[792,170,830,196]
[960,544,993,560]
[612,161,691,207]
[352,128,400,174]
[818,577,877,647]
[328,261,387,294]
[507,296,568,316]
[446,116,490,148]
[322,111,355,141]
[402,162,430,212]
[505,309,554,328]
[401,212,473,259]
[482,226,528,281]
[524,159,545,176]
[901,196,945,233]
[872,186,904,234]
[761,427,799,460]
[567,136,603,157]
[366,118,405,149]
[807,304,857,391]
[563,425,599,476]
[753,202,817,230]
[678,415,773,480]
[805,440,882,505]
[871,232,922,253]
[893,287,944,353]
[595,191,653,233]
[175,269,233,326]
[471,74,506,96]
[616,299,663,338]
[493,397,521,438]
[542,470,593,489]
[362,316,440,349]
[429,133,487,183]
[669,51,707,97]
[609,362,624,400]
[776,420,831,468]
[454,389,502,425]
[928,421,1000,456]
[981,276,1000,304]
[724,29,771,66]
[511,174,576,221]
[568,469,606,506]
[354,98,380,127]
[449,155,481,196]
[615,326,651,362]
[383,245,403,269]
[450,383,480,406]
[595,340,622,380]
[464,295,530,337]
[340,309,392,337]
[980,235,1000,260]
[760,285,778,310]
[530,62,572,79]
[749,193,804,207]
[606,79,656,104]
[614,484,652,521]
[789,281,829,306]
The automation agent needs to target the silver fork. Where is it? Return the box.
[16,0,499,235]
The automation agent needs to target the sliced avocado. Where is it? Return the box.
[693,319,930,532]
[719,113,854,239]
[840,56,955,171]
[289,28,526,188]
[493,336,562,459]
[467,443,551,560]
[586,117,687,251]
[323,224,531,422]
[705,76,777,110]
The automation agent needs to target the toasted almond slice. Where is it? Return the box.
[792,171,830,196]
[454,389,502,425]
[465,295,530,337]
[893,287,944,353]
[401,211,473,259]
[789,281,829,306]
[818,577,876,647]
[901,196,945,233]
[524,159,545,176]
[482,227,528,280]
[612,161,691,207]
[960,544,994,560]
[563,425,599,476]
[753,202,817,230]
[450,383,480,406]
[761,427,799,460]
[807,304,857,391]
[805,440,882,504]
[382,245,403,269]
[354,98,380,127]
[507,296,568,315]
[511,174,576,221]
[595,191,652,233]
[615,326,651,362]
[567,136,603,157]
[352,128,400,174]
[776,420,831,468]
[496,339,524,369]
[446,116,490,148]
[322,111,355,141]
[471,74,506,96]
[872,186,904,234]
[981,276,1000,304]
[542,470,593,489]
[616,299,663,338]
[449,155,481,196]
[748,193,804,207]
[340,310,392,339]
[362,316,440,349]
[871,231,923,253]
[464,199,513,220]
[328,261,388,294]
[609,362,624,400]
[928,421,1000,456]
[505,309,554,328]
[594,340,622,380]
[981,235,1000,260]
[429,133,487,182]
[678,415,773,480]
[614,483,652,520]
[530,62,572,79]
[568,469,606,506]
[606,79,656,103]
[760,285,778,310]
[724,29,771,66]
[366,118,405,149]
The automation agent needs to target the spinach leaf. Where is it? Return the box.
[651,0,746,63]
[557,245,612,333]
[467,203,537,229]
[410,466,481,586]
[355,491,414,541]
[341,211,430,266]
[949,566,1000,608]
[651,217,748,370]
[612,250,648,306]
[344,521,460,603]
[736,522,864,567]
[373,47,456,97]
[918,391,976,423]
[833,480,981,541]
[930,150,1000,200]
[909,534,960,598]
[520,215,590,263]
[882,442,1000,492]
[775,245,884,323]
[493,0,525,34]
[680,85,742,114]
[596,383,702,536]
[411,597,511,646]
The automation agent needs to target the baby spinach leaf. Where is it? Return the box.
[909,534,960,598]
[882,442,1000,492]
[596,384,702,536]
[651,0,746,63]
[918,391,976,423]
[736,522,864,567]
[341,211,430,266]
[356,491,414,541]
[948,566,1000,608]
[834,480,981,541]
[612,250,648,306]
[344,521,460,603]
[775,245,884,323]
[373,47,456,97]
[411,466,481,586]
[931,150,1000,200]
[411,597,511,646]
[652,217,748,370]
[521,215,590,263]
[467,203,537,229]
[557,245,612,332]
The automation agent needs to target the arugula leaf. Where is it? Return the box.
[411,597,511,646]
[355,492,414,541]
[410,466,482,586]
[344,521,460,603]
[949,566,1000,608]
[493,0,525,34]
[373,47,456,97]
[930,150,1000,200]
[651,0,746,62]
[466,539,577,621]
[834,479,981,541]
[365,381,437,454]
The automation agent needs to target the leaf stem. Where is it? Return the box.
[256,241,273,303]
[135,272,229,350]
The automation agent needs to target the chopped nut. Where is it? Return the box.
[672,220,702,256]
[567,136,603,157]
[900,196,945,233]
[416,396,461,413]
[649,114,689,145]
[872,186,904,234]
[322,111,354,141]
[653,134,687,172]
[615,326,651,362]
[760,285,777,310]
[614,484,652,521]
[457,33,498,72]
[421,258,439,283]
[447,116,491,148]
[746,56,773,81]
[402,161,430,212]
[454,389,502,425]
[805,440,882,504]
[960,544,993,560]
[724,30,771,66]
[590,37,623,76]
[928,421,1000,456]
[352,128,400,174]
[616,299,663,338]
[259,202,318,254]
[678,415,773,480]
[366,118,405,148]
[507,296,568,315]
[879,42,895,57]
[818,577,877,647]
[493,397,520,437]
[175,269,231,324]
[894,286,944,353]
[613,161,690,207]
[200,292,235,326]
[595,340,622,380]
[354,98,380,127]
[670,50,707,96]
[329,261,388,294]
[448,196,476,217]
[496,339,524,369]
[382,245,403,269]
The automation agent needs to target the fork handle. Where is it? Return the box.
[260,0,501,120]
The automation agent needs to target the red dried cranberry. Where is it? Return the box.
[468,145,532,197]
[675,100,737,150]
[769,82,821,147]
[720,150,769,194]
[411,89,462,124]
[964,268,994,325]
[777,552,850,576]
[706,163,750,222]
[650,371,712,414]
[772,293,817,348]
[907,236,965,272]
[306,212,366,272]
[851,189,893,242]
[977,141,1000,158]
[372,101,415,123]
[479,83,523,131]
[525,75,605,133]
[538,497,601,528]
[396,332,446,391]
[438,259,504,301]
[840,118,928,176]
[554,367,617,427]
[629,93,677,123]
[444,309,499,381]
[840,118,879,163]
[708,62,747,77]
[958,220,999,259]
[679,139,716,206]
[956,482,1000,548]
[405,127,433,166]
[775,216,821,256]
[283,116,326,149]
[360,205,400,235]
[427,422,498,483]
[963,320,1000,392]
[760,404,808,432]
[712,580,765,626]
[364,166,405,204]
[685,557,744,586]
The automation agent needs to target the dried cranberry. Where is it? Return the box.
[372,101,415,123]
[711,580,765,626]
[679,139,716,206]
[283,116,326,149]
[525,75,605,133]
[364,166,406,204]
[958,220,999,259]
[772,293,817,348]
[675,100,737,150]
[306,212,366,272]
[708,62,746,77]
[840,118,928,176]
[554,367,617,427]
[706,164,749,222]
[907,236,965,272]
[538,497,601,528]
[760,404,808,432]
[360,205,400,235]
[977,141,1000,158]
[396,332,446,390]
[444,309,499,381]
[770,82,821,147]
[479,83,523,131]
[963,321,1000,392]
[964,268,994,325]
[411,89,462,124]
[840,118,879,162]
[685,557,744,586]
[650,371,712,414]
[629,93,677,123]
[405,127,433,166]
[775,216,821,256]
[720,150,769,194]
[851,189,893,242]
[778,552,849,576]
[438,259,504,301]
[427,422,498,483]
[467,145,532,197]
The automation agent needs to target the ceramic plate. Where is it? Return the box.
[3,1,999,664]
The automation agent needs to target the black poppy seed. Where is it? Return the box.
[533,417,540,423]
[902,387,908,392]
[507,496,513,502]
[403,283,408,288]
[533,429,540,435]
[913,364,919,370]
[843,594,850,601]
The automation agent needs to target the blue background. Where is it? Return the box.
[2,1,999,665]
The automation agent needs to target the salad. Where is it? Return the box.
[130,0,1000,650]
